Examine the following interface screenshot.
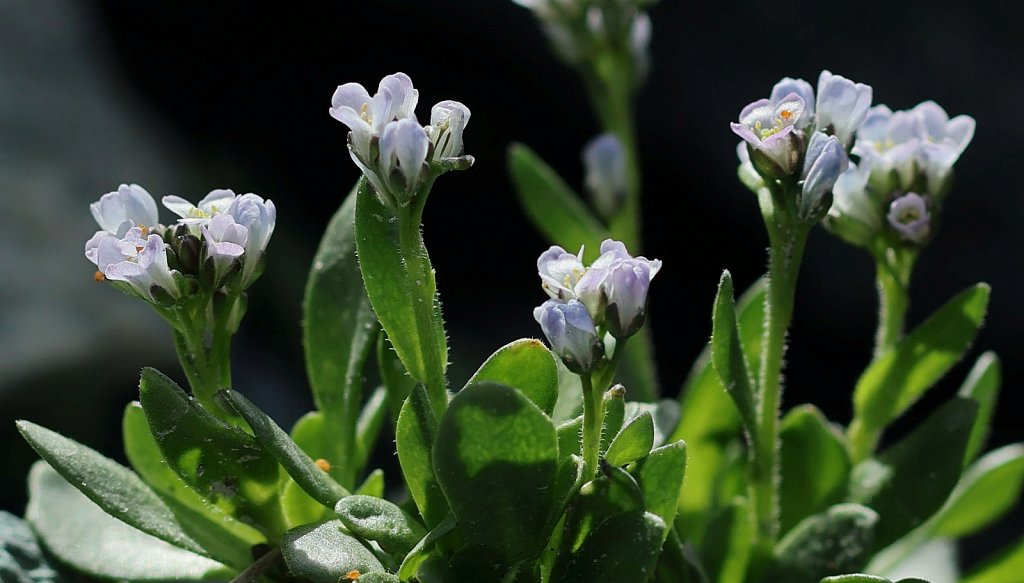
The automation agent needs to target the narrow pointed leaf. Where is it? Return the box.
[931,443,1024,538]
[605,411,655,466]
[356,385,390,470]
[396,385,449,527]
[962,536,1024,583]
[957,351,1001,465]
[710,270,758,436]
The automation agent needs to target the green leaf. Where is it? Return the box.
[356,385,390,470]
[854,284,989,432]
[355,178,448,415]
[0,510,68,583]
[379,332,417,422]
[25,462,231,581]
[605,411,654,466]
[850,397,977,549]
[138,368,283,535]
[779,405,851,534]
[218,389,349,508]
[701,500,753,583]
[123,402,265,567]
[958,351,1001,465]
[507,142,609,263]
[397,514,457,580]
[433,382,559,564]
[710,271,758,436]
[356,469,386,498]
[280,520,383,583]
[554,511,665,583]
[290,411,347,485]
[281,478,332,529]
[336,495,427,557]
[962,536,1024,583]
[630,440,687,532]
[819,577,893,583]
[931,443,1024,538]
[360,573,402,583]
[557,415,583,460]
[396,385,450,528]
[467,338,559,416]
[16,420,207,556]
[600,390,626,453]
[303,182,379,479]
[773,504,879,583]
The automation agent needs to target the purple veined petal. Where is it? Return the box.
[598,239,630,260]
[331,82,371,112]
[770,77,815,125]
[135,234,166,270]
[604,261,651,338]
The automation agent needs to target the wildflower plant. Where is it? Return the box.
[7,3,1022,583]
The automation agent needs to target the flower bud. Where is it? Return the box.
[887,192,931,244]
[533,299,603,374]
[226,193,276,288]
[582,133,627,218]
[799,131,848,222]
[427,100,471,161]
[603,259,655,339]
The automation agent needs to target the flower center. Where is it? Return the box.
[754,111,793,139]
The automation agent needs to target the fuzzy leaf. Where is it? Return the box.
[336,495,427,557]
[957,351,1001,465]
[396,385,449,528]
[710,270,758,435]
[467,338,559,416]
[773,504,879,583]
[630,440,687,533]
[604,411,655,466]
[280,520,383,583]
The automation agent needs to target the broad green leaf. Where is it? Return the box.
[552,360,584,424]
[854,284,989,432]
[396,385,449,528]
[433,382,559,564]
[961,536,1024,583]
[605,411,654,466]
[123,403,265,567]
[545,454,586,538]
[507,142,609,263]
[631,440,687,532]
[779,405,851,534]
[773,504,879,583]
[710,271,758,435]
[931,443,1024,537]
[303,182,378,479]
[219,389,349,509]
[356,385,390,470]
[355,178,448,415]
[0,509,67,583]
[16,420,206,556]
[554,511,665,583]
[654,528,712,583]
[280,520,383,583]
[26,462,230,581]
[379,332,417,422]
[700,499,752,583]
[957,351,1001,465]
[336,495,427,557]
[600,389,626,453]
[850,397,977,549]
[467,338,559,416]
[557,416,583,460]
[138,368,283,535]
[356,469,386,498]
[624,399,681,448]
[397,514,457,580]
[281,478,332,529]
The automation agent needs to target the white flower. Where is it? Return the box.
[162,189,238,228]
[912,101,975,195]
[89,184,159,236]
[537,245,586,300]
[380,118,430,194]
[572,239,661,332]
[89,227,179,302]
[329,73,419,165]
[427,100,471,161]
[201,213,247,283]
[226,193,276,288]
[815,70,873,148]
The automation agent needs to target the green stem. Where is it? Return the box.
[210,291,239,389]
[873,251,912,357]
[580,372,603,480]
[750,185,810,568]
[397,187,448,418]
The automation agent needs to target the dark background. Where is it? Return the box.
[2,0,1021,573]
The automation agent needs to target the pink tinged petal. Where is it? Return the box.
[772,92,806,127]
[731,123,761,147]
[771,77,815,124]
[331,82,371,111]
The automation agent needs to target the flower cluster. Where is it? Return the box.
[329,73,472,205]
[827,101,974,247]
[533,239,660,372]
[511,0,655,85]
[732,71,871,222]
[85,185,276,303]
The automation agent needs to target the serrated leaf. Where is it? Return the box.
[433,382,559,564]
[773,504,879,583]
[396,385,449,528]
[605,411,654,466]
[219,389,348,510]
[779,405,851,534]
[854,284,989,433]
[355,178,448,415]
[336,495,427,557]
[26,462,230,581]
[303,182,378,485]
[280,520,383,583]
[122,402,265,567]
[851,397,977,549]
[630,440,687,532]
[957,351,1001,465]
[16,420,207,556]
[507,142,609,263]
[138,368,283,535]
[467,338,559,416]
[710,270,758,436]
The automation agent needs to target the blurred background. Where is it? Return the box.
[1,0,1021,574]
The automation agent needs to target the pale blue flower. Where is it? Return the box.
[603,258,656,338]
[89,184,159,236]
[329,73,419,163]
[534,298,601,373]
[827,160,883,246]
[227,193,276,288]
[851,105,923,193]
[201,213,247,284]
[90,227,180,302]
[887,192,931,244]
[427,100,471,161]
[770,77,815,130]
[799,131,849,221]
[815,70,873,148]
[731,91,807,176]
[380,118,430,196]
[574,239,661,331]
[538,245,586,300]
[911,101,975,195]
[582,133,627,217]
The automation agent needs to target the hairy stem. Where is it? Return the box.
[580,372,603,480]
